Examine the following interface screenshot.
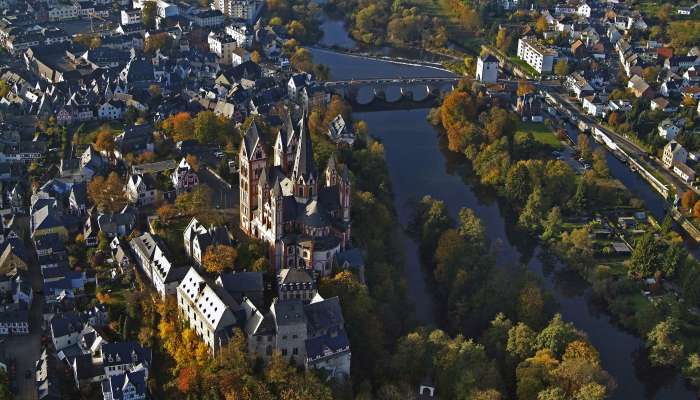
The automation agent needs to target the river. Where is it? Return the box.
[311,33,697,397]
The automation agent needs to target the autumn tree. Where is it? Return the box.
[554,59,569,76]
[681,190,698,211]
[692,199,700,217]
[175,185,212,215]
[156,203,178,224]
[577,134,591,161]
[592,148,609,178]
[535,16,548,33]
[88,172,127,212]
[203,244,238,273]
[94,126,115,155]
[484,107,517,144]
[185,154,199,171]
[290,47,314,73]
[608,112,620,127]
[517,81,536,97]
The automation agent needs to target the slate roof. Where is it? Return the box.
[304,296,344,334]
[101,341,151,368]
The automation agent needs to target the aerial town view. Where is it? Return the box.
[0,0,697,398]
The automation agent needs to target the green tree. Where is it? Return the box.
[507,322,537,360]
[519,189,547,232]
[629,232,659,278]
[535,314,581,357]
[661,243,686,278]
[193,111,222,143]
[647,317,684,367]
[506,161,534,206]
[554,59,569,76]
[290,47,314,72]
[458,207,486,245]
[142,1,157,29]
[572,179,587,213]
[542,207,562,241]
[682,353,700,387]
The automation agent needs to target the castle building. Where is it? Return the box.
[238,115,351,275]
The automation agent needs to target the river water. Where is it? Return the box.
[311,18,697,399]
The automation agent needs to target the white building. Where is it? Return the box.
[212,0,262,23]
[177,267,241,352]
[125,174,160,206]
[208,32,239,65]
[225,23,254,48]
[517,37,557,74]
[662,140,687,168]
[120,9,142,25]
[130,233,185,298]
[48,4,78,21]
[576,2,591,18]
[476,54,499,83]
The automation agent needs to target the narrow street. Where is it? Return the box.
[2,240,44,400]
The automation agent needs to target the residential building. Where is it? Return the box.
[183,217,231,266]
[176,267,240,352]
[130,233,186,298]
[517,37,556,74]
[326,115,355,145]
[212,0,262,23]
[627,75,653,98]
[171,157,199,194]
[120,9,141,25]
[658,118,682,140]
[125,174,160,206]
[662,140,688,168]
[277,268,316,303]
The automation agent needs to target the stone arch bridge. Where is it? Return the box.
[323,77,461,105]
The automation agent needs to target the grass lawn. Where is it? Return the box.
[515,121,563,148]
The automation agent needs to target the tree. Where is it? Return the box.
[202,244,238,273]
[458,207,486,245]
[554,59,569,76]
[0,80,8,98]
[251,50,262,63]
[542,207,562,240]
[657,3,674,24]
[507,322,537,360]
[608,112,620,127]
[572,179,587,213]
[145,32,173,54]
[681,190,698,211]
[157,203,178,224]
[682,353,700,387]
[193,111,222,143]
[506,162,534,206]
[518,283,546,330]
[535,16,548,33]
[516,349,559,400]
[94,126,115,154]
[518,81,536,97]
[535,314,581,357]
[484,108,517,144]
[519,189,546,232]
[186,154,199,171]
[577,134,591,161]
[629,232,659,277]
[163,112,194,142]
[591,148,608,178]
[290,47,314,73]
[88,172,127,213]
[661,243,686,278]
[495,29,511,52]
[148,84,161,98]
[647,317,684,367]
[692,199,700,218]
[142,1,157,29]
[176,185,212,215]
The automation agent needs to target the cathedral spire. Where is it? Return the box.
[292,118,315,180]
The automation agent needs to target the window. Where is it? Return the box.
[293,348,298,355]
[282,348,288,356]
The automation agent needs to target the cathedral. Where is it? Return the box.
[238,114,351,274]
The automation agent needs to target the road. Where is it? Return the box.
[547,90,691,196]
[2,232,44,400]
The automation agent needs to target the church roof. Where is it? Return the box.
[292,119,315,180]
